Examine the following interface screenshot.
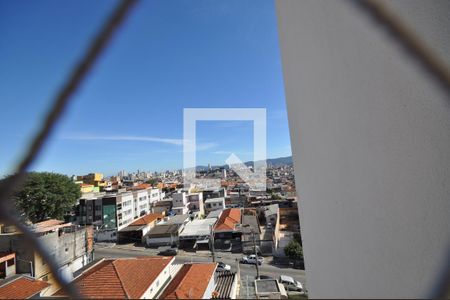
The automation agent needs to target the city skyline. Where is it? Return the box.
[0,0,291,176]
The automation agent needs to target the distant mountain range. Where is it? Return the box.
[196,155,293,170]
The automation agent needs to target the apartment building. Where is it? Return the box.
[171,192,189,215]
[187,192,204,216]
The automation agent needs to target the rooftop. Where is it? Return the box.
[31,219,72,233]
[242,214,261,234]
[159,263,217,299]
[129,213,163,227]
[159,214,190,225]
[0,276,50,299]
[54,257,174,299]
[255,279,281,294]
[213,271,237,299]
[214,208,241,232]
[264,204,279,217]
[206,210,223,219]
[204,197,225,203]
[179,218,217,237]
[146,224,179,236]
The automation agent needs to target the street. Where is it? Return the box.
[93,244,307,292]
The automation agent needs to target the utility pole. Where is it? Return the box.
[210,225,216,262]
[252,230,260,279]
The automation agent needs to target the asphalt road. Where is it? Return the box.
[94,244,307,291]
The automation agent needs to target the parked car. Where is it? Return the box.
[158,247,178,256]
[240,254,264,265]
[216,262,231,272]
[279,275,304,293]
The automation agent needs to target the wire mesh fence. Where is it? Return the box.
[0,0,448,298]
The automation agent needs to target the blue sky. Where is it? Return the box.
[0,0,291,176]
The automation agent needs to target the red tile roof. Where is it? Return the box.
[32,219,72,233]
[54,257,174,299]
[214,208,241,232]
[128,183,152,191]
[159,263,217,299]
[130,213,163,226]
[0,276,50,299]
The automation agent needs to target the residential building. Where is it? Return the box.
[203,188,226,200]
[149,188,163,207]
[152,199,172,215]
[187,193,204,216]
[145,224,180,247]
[213,208,242,251]
[117,213,164,244]
[0,220,94,296]
[204,198,226,215]
[260,204,280,255]
[54,256,176,299]
[178,218,217,250]
[159,263,217,299]
[171,192,189,215]
[0,275,50,299]
[241,210,262,254]
[131,188,151,218]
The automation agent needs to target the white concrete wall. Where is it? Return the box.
[142,260,173,299]
[202,272,216,299]
[276,0,450,298]
[119,193,134,229]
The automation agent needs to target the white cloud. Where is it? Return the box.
[62,134,217,151]
[62,134,184,145]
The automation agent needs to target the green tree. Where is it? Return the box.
[5,172,81,223]
[284,239,303,260]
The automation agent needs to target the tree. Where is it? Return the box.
[284,239,303,261]
[4,172,81,223]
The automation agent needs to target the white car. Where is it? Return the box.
[240,254,264,265]
[279,275,304,293]
[216,262,231,272]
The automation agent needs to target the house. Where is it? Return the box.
[145,224,180,247]
[0,252,16,279]
[204,198,226,215]
[118,213,164,244]
[152,200,173,215]
[187,193,204,216]
[241,210,262,254]
[159,263,217,299]
[0,275,50,299]
[261,204,281,254]
[0,220,94,296]
[213,208,242,251]
[54,256,175,299]
[178,218,217,250]
[171,192,189,215]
